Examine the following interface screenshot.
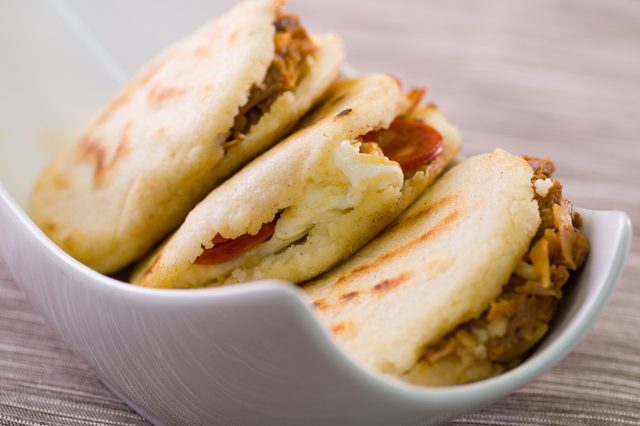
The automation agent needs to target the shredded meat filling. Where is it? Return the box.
[419,156,590,376]
[224,11,315,149]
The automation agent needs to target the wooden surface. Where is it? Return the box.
[1,0,639,424]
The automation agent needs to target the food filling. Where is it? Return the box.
[358,88,444,175]
[194,215,279,265]
[359,118,443,174]
[192,140,403,269]
[224,10,315,149]
[198,86,444,268]
[415,157,589,380]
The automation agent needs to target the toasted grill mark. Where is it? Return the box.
[148,85,189,107]
[330,321,355,338]
[130,48,178,94]
[396,210,462,254]
[338,291,360,302]
[330,322,346,334]
[421,257,455,280]
[311,299,329,311]
[334,108,352,119]
[136,55,171,88]
[141,254,162,280]
[333,210,463,287]
[78,136,105,174]
[371,272,413,294]
[392,194,459,233]
[94,93,130,128]
[119,121,133,147]
[334,263,368,287]
[52,174,69,189]
[92,52,173,129]
[228,29,241,45]
[192,45,213,59]
[79,122,132,183]
[103,122,131,177]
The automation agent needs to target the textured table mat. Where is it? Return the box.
[1,0,639,424]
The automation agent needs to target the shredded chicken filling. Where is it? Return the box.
[418,157,590,374]
[224,10,315,149]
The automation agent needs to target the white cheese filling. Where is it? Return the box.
[193,140,403,284]
[534,178,553,197]
[272,140,402,242]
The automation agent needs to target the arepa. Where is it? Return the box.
[31,0,344,273]
[131,74,462,288]
[304,149,589,386]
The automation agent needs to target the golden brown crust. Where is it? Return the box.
[31,0,282,273]
[131,75,406,288]
[410,156,590,385]
[304,150,540,378]
[31,1,344,274]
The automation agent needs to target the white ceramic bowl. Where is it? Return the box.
[0,2,632,425]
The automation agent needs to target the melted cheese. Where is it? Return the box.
[195,140,403,285]
[273,140,402,242]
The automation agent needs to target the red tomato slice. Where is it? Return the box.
[360,118,444,174]
[193,217,278,265]
[211,234,231,244]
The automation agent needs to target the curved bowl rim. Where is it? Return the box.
[0,180,632,406]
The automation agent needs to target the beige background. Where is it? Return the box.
[1,0,639,424]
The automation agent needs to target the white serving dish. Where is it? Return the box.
[0,1,632,425]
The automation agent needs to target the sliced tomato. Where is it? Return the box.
[211,234,232,244]
[193,217,278,265]
[360,118,444,174]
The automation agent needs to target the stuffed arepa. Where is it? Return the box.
[131,74,462,288]
[304,149,589,386]
[31,0,344,273]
